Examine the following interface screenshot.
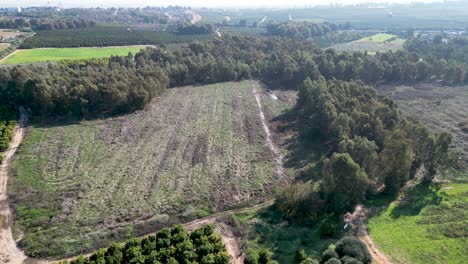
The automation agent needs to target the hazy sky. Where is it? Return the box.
[4,0,443,8]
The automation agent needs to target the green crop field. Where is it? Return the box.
[368,181,468,264]
[356,33,396,43]
[0,46,146,64]
[9,81,296,258]
[331,33,405,52]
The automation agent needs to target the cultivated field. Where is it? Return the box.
[19,26,214,49]
[331,33,404,52]
[0,46,146,64]
[9,81,295,258]
[377,84,468,168]
[356,33,396,43]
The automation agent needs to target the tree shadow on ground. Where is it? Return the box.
[390,182,442,219]
[273,110,329,182]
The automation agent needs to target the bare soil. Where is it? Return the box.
[345,205,393,264]
[0,108,27,264]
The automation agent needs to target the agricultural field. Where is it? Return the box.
[377,84,468,168]
[368,181,468,264]
[356,33,397,43]
[0,46,146,64]
[331,33,405,52]
[9,81,296,258]
[20,26,213,49]
[0,43,10,52]
[0,29,25,38]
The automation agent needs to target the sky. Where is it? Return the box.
[3,0,444,8]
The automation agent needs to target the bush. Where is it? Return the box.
[244,253,259,264]
[321,246,339,263]
[324,258,342,264]
[340,256,363,264]
[334,237,371,264]
[320,220,338,237]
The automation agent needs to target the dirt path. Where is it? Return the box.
[52,201,273,264]
[190,11,202,24]
[0,108,28,264]
[345,205,393,264]
[253,88,287,182]
[0,50,19,64]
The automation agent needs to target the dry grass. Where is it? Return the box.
[9,80,296,258]
[0,30,24,38]
[377,84,468,166]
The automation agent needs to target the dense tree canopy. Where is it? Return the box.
[0,18,96,30]
[61,224,230,264]
[266,21,336,39]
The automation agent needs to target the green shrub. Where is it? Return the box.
[321,246,339,263]
[324,258,342,264]
[334,237,371,264]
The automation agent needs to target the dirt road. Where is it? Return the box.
[345,205,393,264]
[0,50,19,64]
[0,108,28,264]
[190,11,202,24]
[253,88,287,183]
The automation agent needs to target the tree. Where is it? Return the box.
[334,237,371,264]
[381,129,413,194]
[321,153,369,213]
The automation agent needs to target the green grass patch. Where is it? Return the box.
[368,181,468,264]
[356,33,398,43]
[1,46,145,64]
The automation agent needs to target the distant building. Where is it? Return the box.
[1,7,21,13]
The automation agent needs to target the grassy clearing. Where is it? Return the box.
[368,181,468,264]
[225,208,340,264]
[332,33,405,52]
[357,33,396,43]
[0,46,146,64]
[9,81,296,258]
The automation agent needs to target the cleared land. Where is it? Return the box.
[377,84,468,168]
[368,182,468,264]
[332,33,404,52]
[9,81,295,258]
[0,46,146,64]
[0,30,24,38]
[0,43,11,52]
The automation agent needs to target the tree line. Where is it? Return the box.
[0,56,168,117]
[275,78,451,224]
[176,23,215,35]
[4,35,468,116]
[0,104,16,164]
[266,21,337,39]
[0,18,96,31]
[60,224,230,264]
